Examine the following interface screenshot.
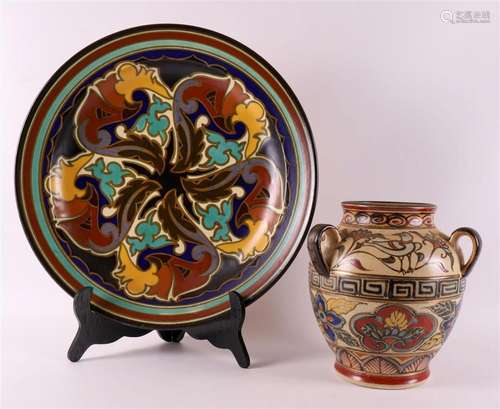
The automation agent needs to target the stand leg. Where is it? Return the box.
[187,292,250,368]
[68,287,150,362]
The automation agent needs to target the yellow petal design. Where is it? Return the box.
[45,153,93,200]
[217,219,270,261]
[115,62,171,104]
[232,101,268,157]
[113,244,158,296]
[327,297,362,314]
[385,311,409,330]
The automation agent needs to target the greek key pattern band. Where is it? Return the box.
[309,267,465,301]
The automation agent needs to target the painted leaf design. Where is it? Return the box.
[157,189,204,244]
[326,297,362,314]
[112,133,165,174]
[335,329,360,347]
[353,242,364,251]
[171,111,205,172]
[381,255,396,264]
[362,323,384,340]
[113,178,161,225]
[419,333,443,351]
[182,167,240,202]
[429,301,456,321]
[113,244,159,295]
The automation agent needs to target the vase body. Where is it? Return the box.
[307,201,481,389]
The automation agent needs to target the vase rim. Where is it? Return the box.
[341,201,437,213]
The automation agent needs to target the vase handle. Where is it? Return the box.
[307,224,342,277]
[449,227,482,278]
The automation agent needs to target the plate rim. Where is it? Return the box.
[15,23,318,328]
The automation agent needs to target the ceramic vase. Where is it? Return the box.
[307,201,481,389]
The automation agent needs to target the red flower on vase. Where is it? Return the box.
[351,304,437,352]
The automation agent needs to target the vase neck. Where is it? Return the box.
[340,201,436,229]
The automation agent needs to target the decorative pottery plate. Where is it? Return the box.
[16,25,316,327]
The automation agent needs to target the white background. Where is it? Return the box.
[1,1,499,408]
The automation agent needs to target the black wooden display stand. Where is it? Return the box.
[67,287,250,368]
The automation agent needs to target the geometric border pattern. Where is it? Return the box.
[340,210,434,229]
[309,266,465,301]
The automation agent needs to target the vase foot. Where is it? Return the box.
[335,362,430,389]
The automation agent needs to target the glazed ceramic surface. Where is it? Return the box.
[16,25,316,327]
[307,201,481,389]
